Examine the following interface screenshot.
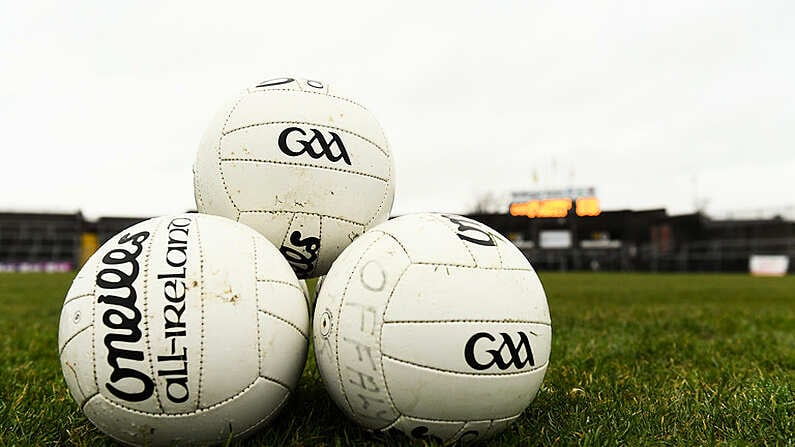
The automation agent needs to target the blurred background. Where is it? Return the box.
[0,1,792,274]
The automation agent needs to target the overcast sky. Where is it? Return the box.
[1,1,793,220]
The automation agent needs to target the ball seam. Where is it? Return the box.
[219,158,389,183]
[217,93,247,214]
[194,215,207,410]
[382,319,552,325]
[240,210,366,228]
[364,156,392,227]
[140,218,165,412]
[62,292,93,307]
[370,230,413,263]
[253,235,264,379]
[248,88,372,116]
[381,353,549,377]
[258,309,309,341]
[411,261,532,271]
[82,376,285,417]
[317,214,323,277]
[376,263,412,425]
[279,213,297,249]
[256,278,305,294]
[58,324,92,357]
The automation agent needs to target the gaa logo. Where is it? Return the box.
[463,332,535,371]
[278,126,351,165]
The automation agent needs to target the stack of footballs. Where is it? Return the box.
[57,77,551,446]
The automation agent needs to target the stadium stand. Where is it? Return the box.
[0,210,791,273]
[0,212,83,271]
[0,212,147,272]
[467,209,795,273]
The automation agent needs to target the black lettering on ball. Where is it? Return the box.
[256,77,294,88]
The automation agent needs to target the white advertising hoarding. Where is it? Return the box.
[539,230,572,249]
[749,255,789,277]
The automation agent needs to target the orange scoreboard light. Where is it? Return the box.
[575,197,601,216]
[509,188,602,218]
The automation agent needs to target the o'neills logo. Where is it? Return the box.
[464,332,535,371]
[280,230,319,279]
[96,230,153,402]
[441,214,496,247]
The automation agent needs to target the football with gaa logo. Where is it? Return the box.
[313,213,552,443]
[193,77,396,279]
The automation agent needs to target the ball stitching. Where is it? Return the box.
[216,94,247,213]
[253,235,264,379]
[240,210,365,228]
[258,309,309,341]
[375,262,412,428]
[220,158,389,183]
[194,216,206,410]
[381,354,548,377]
[140,217,165,412]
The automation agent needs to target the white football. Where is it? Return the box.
[58,213,309,446]
[313,213,551,444]
[193,77,396,279]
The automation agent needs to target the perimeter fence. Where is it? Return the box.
[522,237,795,273]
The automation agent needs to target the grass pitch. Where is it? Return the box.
[1,272,793,446]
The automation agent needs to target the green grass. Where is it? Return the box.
[1,273,794,446]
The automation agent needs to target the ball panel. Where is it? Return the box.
[63,252,99,304]
[221,161,388,225]
[60,326,97,405]
[220,124,391,179]
[241,213,293,259]
[255,282,309,336]
[195,217,260,410]
[142,215,204,413]
[492,232,536,270]
[315,217,367,277]
[224,90,388,151]
[379,175,396,226]
[313,230,410,429]
[194,95,244,219]
[380,322,551,375]
[257,312,308,390]
[333,233,411,429]
[83,377,290,447]
[253,235,300,285]
[383,265,551,323]
[374,216,475,266]
[58,294,93,353]
[383,357,548,420]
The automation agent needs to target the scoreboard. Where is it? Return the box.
[509,187,601,218]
